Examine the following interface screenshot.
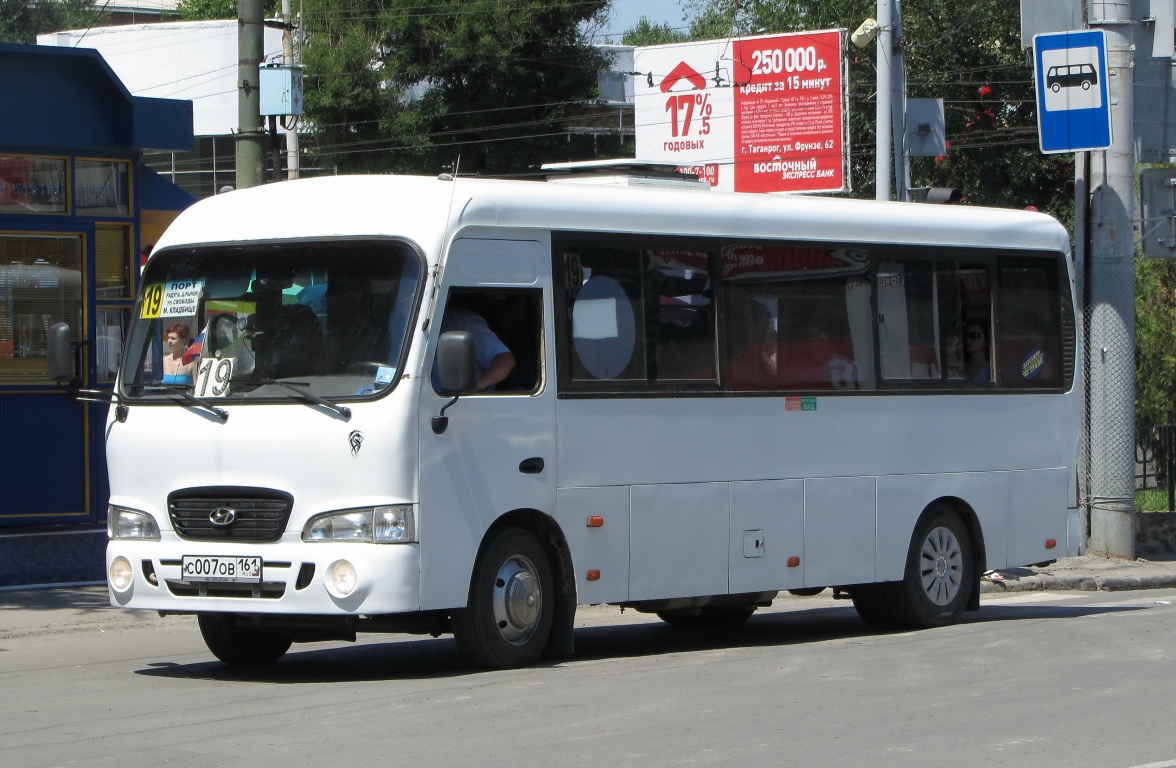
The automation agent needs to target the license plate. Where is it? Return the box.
[181,555,262,583]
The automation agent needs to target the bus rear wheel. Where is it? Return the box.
[892,505,974,628]
[452,527,554,669]
[197,613,293,666]
[852,506,975,630]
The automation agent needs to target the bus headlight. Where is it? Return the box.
[302,505,416,543]
[108,506,160,540]
[109,556,134,591]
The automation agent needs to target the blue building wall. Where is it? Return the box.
[0,42,195,585]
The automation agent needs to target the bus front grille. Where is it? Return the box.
[165,579,286,599]
[168,487,294,542]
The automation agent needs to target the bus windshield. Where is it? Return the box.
[120,239,422,402]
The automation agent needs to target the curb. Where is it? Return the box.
[979,572,1176,593]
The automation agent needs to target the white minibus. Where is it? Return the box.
[52,174,1083,668]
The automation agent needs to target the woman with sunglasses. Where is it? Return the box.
[963,320,990,383]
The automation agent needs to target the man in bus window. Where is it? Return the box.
[434,305,516,393]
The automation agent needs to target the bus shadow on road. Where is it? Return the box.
[133,600,1147,684]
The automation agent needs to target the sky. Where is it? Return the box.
[602,0,691,40]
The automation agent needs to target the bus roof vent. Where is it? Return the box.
[541,159,710,191]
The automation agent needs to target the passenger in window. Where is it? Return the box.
[162,323,198,385]
[435,306,516,393]
[963,320,990,383]
[727,299,778,389]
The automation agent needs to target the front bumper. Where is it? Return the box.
[107,539,421,615]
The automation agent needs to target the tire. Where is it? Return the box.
[656,606,756,628]
[889,505,975,628]
[850,584,905,630]
[197,613,292,666]
[787,587,826,597]
[452,527,555,669]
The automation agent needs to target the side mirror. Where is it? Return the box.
[431,330,476,435]
[47,323,76,384]
[435,330,477,395]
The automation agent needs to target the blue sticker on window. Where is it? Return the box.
[1022,348,1044,379]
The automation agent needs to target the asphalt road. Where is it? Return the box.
[2,588,1176,768]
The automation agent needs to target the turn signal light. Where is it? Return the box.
[787,557,801,568]
[586,570,601,581]
[587,516,604,527]
[1045,539,1057,549]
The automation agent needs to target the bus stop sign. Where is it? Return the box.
[1033,29,1112,154]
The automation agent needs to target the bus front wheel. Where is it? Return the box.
[197,613,292,666]
[452,527,555,669]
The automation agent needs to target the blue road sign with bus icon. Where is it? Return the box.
[1034,30,1111,154]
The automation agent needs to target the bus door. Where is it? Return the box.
[417,238,556,610]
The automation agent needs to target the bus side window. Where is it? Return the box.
[721,243,866,393]
[997,258,1062,388]
[438,290,542,393]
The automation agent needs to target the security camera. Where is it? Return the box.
[851,18,879,48]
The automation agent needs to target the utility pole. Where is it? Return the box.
[876,0,893,201]
[1086,1,1137,558]
[236,0,265,189]
[890,0,910,202]
[282,0,300,180]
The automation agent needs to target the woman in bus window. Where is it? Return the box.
[963,320,990,383]
[162,323,197,385]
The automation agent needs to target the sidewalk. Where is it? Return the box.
[978,553,1176,593]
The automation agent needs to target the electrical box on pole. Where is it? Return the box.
[1140,167,1176,258]
[260,65,303,117]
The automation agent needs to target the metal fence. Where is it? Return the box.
[1136,418,1176,512]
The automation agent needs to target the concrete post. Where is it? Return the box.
[283,0,300,180]
[1086,2,1137,558]
[236,0,265,189]
[876,0,893,201]
[890,0,911,201]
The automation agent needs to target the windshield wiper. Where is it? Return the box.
[143,385,229,422]
[261,378,352,419]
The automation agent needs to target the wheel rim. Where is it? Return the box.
[918,525,964,606]
[491,554,543,645]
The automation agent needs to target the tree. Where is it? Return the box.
[301,0,612,176]
[175,0,237,21]
[681,0,1073,222]
[0,0,104,44]
[622,18,688,47]
[1135,257,1176,431]
[175,0,280,22]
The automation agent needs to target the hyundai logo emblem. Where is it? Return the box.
[209,506,237,527]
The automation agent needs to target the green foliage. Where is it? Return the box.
[302,0,611,176]
[175,0,237,21]
[1136,489,1171,512]
[0,0,104,44]
[175,0,280,21]
[681,0,1074,221]
[622,18,688,47]
[1135,257,1176,430]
